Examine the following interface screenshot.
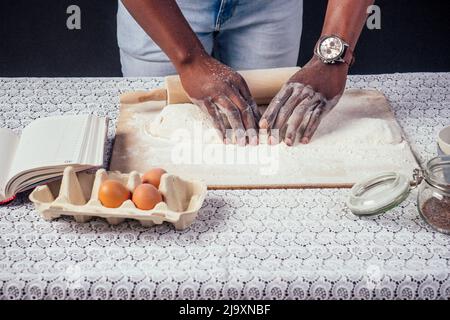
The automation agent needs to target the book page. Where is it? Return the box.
[80,116,108,165]
[0,128,20,197]
[8,115,90,180]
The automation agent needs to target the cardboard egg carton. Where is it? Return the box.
[29,166,207,230]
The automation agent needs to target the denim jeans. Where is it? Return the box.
[117,0,303,76]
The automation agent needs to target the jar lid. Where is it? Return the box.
[347,172,411,216]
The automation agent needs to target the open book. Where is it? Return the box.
[0,115,108,203]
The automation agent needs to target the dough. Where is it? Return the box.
[149,103,222,144]
[148,102,402,146]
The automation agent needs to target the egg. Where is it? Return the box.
[142,168,167,188]
[98,180,131,208]
[132,184,163,210]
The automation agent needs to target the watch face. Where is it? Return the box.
[318,36,344,61]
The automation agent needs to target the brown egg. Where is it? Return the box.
[98,180,131,208]
[132,184,163,210]
[142,168,167,188]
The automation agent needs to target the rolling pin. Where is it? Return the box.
[120,67,300,106]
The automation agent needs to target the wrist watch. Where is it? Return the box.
[314,35,355,66]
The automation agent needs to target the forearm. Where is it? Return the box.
[321,0,375,49]
[121,0,206,71]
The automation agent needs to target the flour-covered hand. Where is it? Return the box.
[179,55,260,145]
[260,56,348,145]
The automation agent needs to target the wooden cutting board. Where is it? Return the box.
[110,89,418,189]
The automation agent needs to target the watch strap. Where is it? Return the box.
[343,46,355,67]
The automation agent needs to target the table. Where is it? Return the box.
[0,73,449,300]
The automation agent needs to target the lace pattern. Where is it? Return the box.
[0,73,449,299]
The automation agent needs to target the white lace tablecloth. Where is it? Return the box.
[0,73,449,300]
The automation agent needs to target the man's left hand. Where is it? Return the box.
[260,56,348,145]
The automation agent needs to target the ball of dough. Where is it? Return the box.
[149,103,222,143]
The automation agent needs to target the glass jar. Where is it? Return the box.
[417,156,450,234]
[347,155,450,234]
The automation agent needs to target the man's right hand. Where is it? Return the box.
[178,55,260,146]
[121,0,259,145]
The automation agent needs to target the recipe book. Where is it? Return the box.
[0,114,108,203]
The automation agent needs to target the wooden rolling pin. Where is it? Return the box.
[120,67,300,105]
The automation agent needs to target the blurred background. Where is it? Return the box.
[0,0,448,77]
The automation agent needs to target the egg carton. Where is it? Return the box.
[29,166,207,230]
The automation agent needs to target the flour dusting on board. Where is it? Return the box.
[111,89,418,188]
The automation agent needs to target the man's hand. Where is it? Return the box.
[179,55,260,145]
[121,0,259,145]
[259,0,375,146]
[260,56,348,145]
